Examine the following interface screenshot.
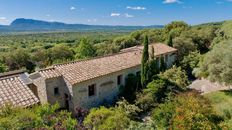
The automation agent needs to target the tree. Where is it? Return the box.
[147,59,159,82]
[76,38,95,59]
[84,106,130,130]
[165,21,189,31]
[150,46,155,60]
[167,33,173,47]
[51,44,74,62]
[165,21,189,38]
[220,20,232,39]
[0,104,78,129]
[159,66,189,89]
[159,55,167,72]
[198,40,232,85]
[3,49,35,72]
[32,49,50,68]
[113,36,138,50]
[136,78,175,111]
[120,74,139,102]
[0,63,7,73]
[173,36,197,61]
[141,35,149,88]
[152,91,223,130]
[181,51,202,77]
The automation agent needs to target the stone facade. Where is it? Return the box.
[72,65,141,110]
[26,43,177,113]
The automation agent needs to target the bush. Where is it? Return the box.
[159,66,189,89]
[180,51,202,77]
[120,73,140,102]
[84,106,130,130]
[136,78,179,111]
[198,40,232,85]
[152,91,224,130]
[0,103,78,129]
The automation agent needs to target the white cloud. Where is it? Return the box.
[0,17,6,20]
[46,14,50,17]
[124,13,134,18]
[110,13,134,18]
[126,6,146,10]
[163,0,182,4]
[0,17,9,24]
[111,13,120,17]
[70,6,76,10]
[87,19,97,22]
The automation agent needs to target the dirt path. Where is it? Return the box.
[189,79,231,94]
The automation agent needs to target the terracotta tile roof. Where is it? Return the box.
[39,68,62,79]
[54,50,142,85]
[121,43,177,56]
[0,75,39,108]
[151,43,177,55]
[40,43,177,85]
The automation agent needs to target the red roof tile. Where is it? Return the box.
[0,75,39,108]
[39,43,177,85]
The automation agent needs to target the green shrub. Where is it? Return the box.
[0,103,77,129]
[152,91,224,130]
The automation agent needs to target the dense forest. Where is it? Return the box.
[1,20,232,129]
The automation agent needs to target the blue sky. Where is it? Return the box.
[0,0,232,25]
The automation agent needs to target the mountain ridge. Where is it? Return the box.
[0,18,163,33]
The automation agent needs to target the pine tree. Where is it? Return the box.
[141,35,149,88]
[76,38,95,59]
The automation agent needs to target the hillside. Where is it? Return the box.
[0,18,163,33]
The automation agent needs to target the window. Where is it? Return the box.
[117,75,122,85]
[88,84,96,97]
[54,87,59,96]
[136,71,141,76]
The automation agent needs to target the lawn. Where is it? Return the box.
[204,90,232,128]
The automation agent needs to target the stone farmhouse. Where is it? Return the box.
[0,43,177,113]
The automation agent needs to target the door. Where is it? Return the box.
[64,93,69,110]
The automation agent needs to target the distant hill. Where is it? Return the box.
[0,18,163,33]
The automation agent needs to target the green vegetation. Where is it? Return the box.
[141,35,149,88]
[76,38,95,59]
[197,40,232,85]
[152,91,224,130]
[0,31,126,72]
[1,20,232,129]
[204,90,232,128]
[84,99,140,130]
[82,20,232,130]
[0,20,231,76]
[0,104,78,130]
[159,66,189,89]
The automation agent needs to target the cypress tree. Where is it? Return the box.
[150,46,155,60]
[167,34,173,47]
[141,35,149,88]
[160,55,167,72]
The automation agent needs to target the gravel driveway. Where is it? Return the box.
[189,79,231,94]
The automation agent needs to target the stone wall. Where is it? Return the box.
[156,52,177,68]
[166,52,177,68]
[71,65,141,111]
[31,76,48,104]
[29,52,177,113]
[44,77,74,111]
